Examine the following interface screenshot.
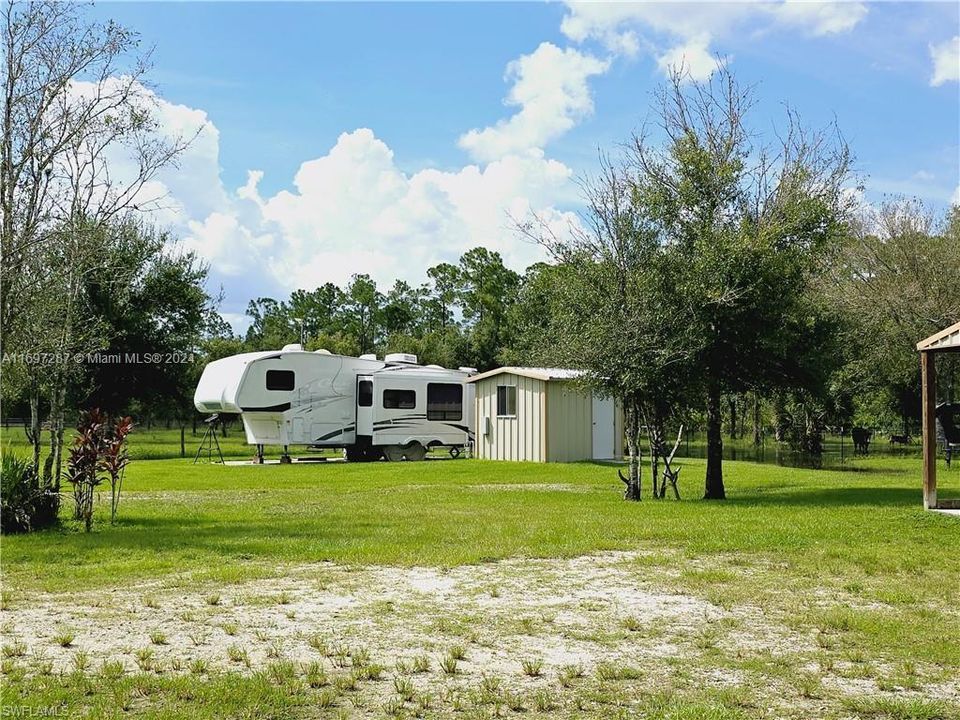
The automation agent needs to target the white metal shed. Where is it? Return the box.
[466,367,623,462]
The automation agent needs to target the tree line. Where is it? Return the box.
[219,245,523,373]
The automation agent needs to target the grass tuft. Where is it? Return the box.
[521,657,543,677]
[2,641,26,658]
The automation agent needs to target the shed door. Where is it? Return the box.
[591,395,615,460]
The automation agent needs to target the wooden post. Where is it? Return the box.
[921,351,937,510]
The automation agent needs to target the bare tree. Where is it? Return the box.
[1,0,195,488]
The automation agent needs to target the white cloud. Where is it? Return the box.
[458,42,609,162]
[766,1,867,36]
[139,117,581,296]
[952,184,960,206]
[561,1,867,76]
[67,79,225,222]
[70,45,602,312]
[66,83,576,296]
[656,35,723,81]
[182,211,274,276]
[929,36,959,86]
[252,129,579,289]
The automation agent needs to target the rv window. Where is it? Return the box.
[383,389,416,409]
[496,385,516,417]
[265,369,295,391]
[427,383,462,421]
[358,380,373,407]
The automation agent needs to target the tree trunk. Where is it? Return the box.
[772,393,787,442]
[625,438,641,501]
[643,408,663,498]
[650,452,660,498]
[727,396,738,440]
[704,379,726,500]
[49,384,66,493]
[29,389,41,481]
[42,384,62,488]
[752,393,762,446]
[180,425,186,458]
[622,399,642,501]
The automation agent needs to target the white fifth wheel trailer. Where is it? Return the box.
[193,345,475,461]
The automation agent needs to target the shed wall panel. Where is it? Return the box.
[545,381,592,462]
[473,374,544,461]
[473,373,622,463]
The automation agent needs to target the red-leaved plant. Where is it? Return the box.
[102,415,134,524]
[65,409,134,532]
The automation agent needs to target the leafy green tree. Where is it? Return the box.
[288,283,344,343]
[339,274,382,354]
[244,298,297,349]
[85,227,212,421]
[626,69,854,499]
[457,248,520,370]
[501,262,567,366]
[380,280,422,336]
[1,1,193,484]
[822,198,960,432]
[425,262,460,330]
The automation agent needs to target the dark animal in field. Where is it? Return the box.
[936,403,960,468]
[889,434,912,446]
[851,427,872,454]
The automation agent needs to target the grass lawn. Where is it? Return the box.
[1,431,958,719]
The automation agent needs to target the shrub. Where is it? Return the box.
[65,409,133,532]
[1,451,58,534]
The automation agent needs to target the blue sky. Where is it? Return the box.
[89,2,960,329]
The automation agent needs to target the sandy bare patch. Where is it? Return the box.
[2,552,956,715]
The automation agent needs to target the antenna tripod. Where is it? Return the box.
[194,414,225,464]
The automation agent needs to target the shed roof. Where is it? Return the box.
[465,366,585,383]
[917,321,960,353]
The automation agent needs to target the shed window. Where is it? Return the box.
[265,369,295,391]
[427,383,462,421]
[358,380,373,407]
[496,385,517,417]
[383,389,416,409]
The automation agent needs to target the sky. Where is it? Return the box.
[86,1,960,332]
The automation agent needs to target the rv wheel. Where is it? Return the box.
[383,443,427,462]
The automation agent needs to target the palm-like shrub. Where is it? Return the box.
[65,409,134,531]
[1,451,57,533]
[102,415,134,523]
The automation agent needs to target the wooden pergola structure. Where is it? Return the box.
[917,320,960,510]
